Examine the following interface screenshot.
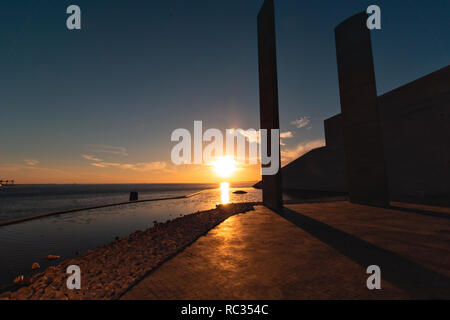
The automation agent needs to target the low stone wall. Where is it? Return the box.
[0,203,255,300]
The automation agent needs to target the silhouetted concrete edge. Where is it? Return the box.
[257,0,283,212]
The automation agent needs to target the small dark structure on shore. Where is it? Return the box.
[129,191,139,202]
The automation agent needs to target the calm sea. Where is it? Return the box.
[0,183,246,222]
[0,183,261,292]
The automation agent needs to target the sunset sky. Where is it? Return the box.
[0,0,448,184]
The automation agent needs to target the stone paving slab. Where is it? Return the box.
[285,202,450,279]
[121,201,450,300]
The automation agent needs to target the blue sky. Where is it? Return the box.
[0,0,448,183]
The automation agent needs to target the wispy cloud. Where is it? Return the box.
[234,129,294,145]
[89,161,167,171]
[91,162,108,168]
[280,131,293,139]
[234,129,259,143]
[290,116,311,129]
[24,159,39,166]
[82,154,102,162]
[0,162,67,174]
[82,144,167,172]
[82,153,167,172]
[280,131,294,146]
[86,144,128,156]
[281,139,325,166]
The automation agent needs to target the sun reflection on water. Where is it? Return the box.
[220,182,230,204]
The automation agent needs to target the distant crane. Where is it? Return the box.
[0,179,15,186]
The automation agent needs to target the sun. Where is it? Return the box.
[210,156,237,178]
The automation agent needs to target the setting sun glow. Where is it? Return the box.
[211,156,237,178]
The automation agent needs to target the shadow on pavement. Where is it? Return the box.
[278,207,450,299]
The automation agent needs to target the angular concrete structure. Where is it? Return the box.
[254,10,448,206]
[335,12,389,207]
[264,65,449,206]
[257,0,282,211]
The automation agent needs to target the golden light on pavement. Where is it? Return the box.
[220,182,230,204]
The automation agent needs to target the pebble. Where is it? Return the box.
[13,275,24,285]
[45,255,61,260]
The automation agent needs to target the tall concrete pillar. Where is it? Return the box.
[335,12,389,207]
[257,0,282,211]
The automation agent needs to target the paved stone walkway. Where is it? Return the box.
[121,202,450,299]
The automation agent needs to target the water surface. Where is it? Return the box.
[0,183,261,292]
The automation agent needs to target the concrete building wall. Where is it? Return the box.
[324,114,344,149]
[278,65,449,206]
[378,65,450,204]
[282,147,347,193]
